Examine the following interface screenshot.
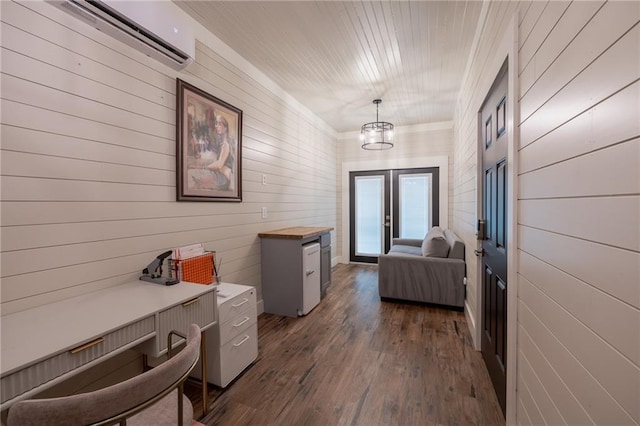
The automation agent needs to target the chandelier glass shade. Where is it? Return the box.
[360,99,394,150]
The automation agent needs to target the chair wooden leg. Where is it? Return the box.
[201,331,208,415]
[178,383,184,426]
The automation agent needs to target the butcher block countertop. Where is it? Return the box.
[258,226,333,239]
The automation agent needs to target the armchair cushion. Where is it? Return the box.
[391,244,423,256]
[391,238,423,247]
[421,227,450,258]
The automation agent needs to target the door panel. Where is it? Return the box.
[497,160,507,249]
[496,277,507,369]
[398,174,431,238]
[349,170,390,263]
[392,167,440,239]
[483,266,493,344]
[480,60,508,416]
[485,168,494,241]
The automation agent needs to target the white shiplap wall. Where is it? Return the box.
[452,0,519,356]
[0,0,337,315]
[517,0,639,424]
[455,0,640,424]
[336,122,454,261]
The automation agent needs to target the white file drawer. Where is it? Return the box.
[218,290,256,323]
[215,325,258,387]
[194,283,258,387]
[219,312,256,346]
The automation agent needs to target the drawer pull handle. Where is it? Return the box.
[181,298,199,307]
[233,317,250,327]
[70,337,104,354]
[231,298,248,308]
[233,335,250,347]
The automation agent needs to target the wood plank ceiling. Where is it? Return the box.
[176,1,483,133]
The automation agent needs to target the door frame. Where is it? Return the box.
[341,155,449,265]
[472,14,519,424]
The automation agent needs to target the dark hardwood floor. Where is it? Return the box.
[186,263,504,425]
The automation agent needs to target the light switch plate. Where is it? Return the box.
[261,207,268,219]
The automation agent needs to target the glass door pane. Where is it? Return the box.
[399,174,432,238]
[392,167,439,239]
[349,170,390,263]
[355,176,384,256]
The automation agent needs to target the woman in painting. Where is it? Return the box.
[205,114,234,189]
[190,114,234,191]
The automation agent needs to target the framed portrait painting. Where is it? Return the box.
[176,78,242,202]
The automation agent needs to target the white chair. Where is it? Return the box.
[7,324,201,426]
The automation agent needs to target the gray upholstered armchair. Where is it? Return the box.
[378,228,466,308]
[7,324,201,426]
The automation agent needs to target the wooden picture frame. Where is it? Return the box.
[176,78,242,202]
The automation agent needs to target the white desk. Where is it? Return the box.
[0,280,217,413]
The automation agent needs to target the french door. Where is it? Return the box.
[349,170,390,263]
[393,167,439,239]
[349,167,439,263]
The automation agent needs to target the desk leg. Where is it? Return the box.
[200,331,208,415]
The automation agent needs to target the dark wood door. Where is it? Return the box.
[480,61,508,416]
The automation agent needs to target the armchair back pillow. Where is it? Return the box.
[421,227,450,258]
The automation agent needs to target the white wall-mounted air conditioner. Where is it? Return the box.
[50,0,195,70]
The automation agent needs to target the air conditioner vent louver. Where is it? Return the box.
[60,1,97,24]
[50,0,195,70]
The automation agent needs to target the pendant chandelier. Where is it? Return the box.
[360,99,394,150]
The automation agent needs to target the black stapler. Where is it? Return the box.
[140,250,180,285]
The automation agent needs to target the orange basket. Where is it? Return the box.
[173,252,214,284]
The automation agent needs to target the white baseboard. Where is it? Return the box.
[257,299,264,315]
[464,300,480,351]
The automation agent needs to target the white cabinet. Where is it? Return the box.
[301,242,321,315]
[195,283,258,388]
